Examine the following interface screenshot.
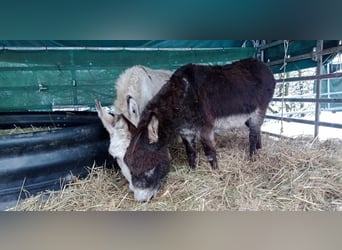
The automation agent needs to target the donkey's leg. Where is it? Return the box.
[247,109,265,157]
[200,127,218,169]
[248,125,260,157]
[180,131,198,169]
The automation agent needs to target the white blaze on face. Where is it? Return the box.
[132,188,157,202]
[130,168,159,202]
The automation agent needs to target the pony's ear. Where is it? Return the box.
[95,99,116,133]
[127,96,140,125]
[147,115,159,144]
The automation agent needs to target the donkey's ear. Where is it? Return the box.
[147,115,159,144]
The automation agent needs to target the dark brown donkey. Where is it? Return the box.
[124,58,276,201]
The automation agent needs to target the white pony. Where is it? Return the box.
[95,65,172,191]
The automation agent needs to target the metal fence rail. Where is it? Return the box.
[265,115,342,129]
[260,40,342,138]
[271,97,342,103]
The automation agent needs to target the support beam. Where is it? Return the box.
[257,40,286,51]
[267,44,342,67]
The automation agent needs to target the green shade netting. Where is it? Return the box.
[0,48,256,111]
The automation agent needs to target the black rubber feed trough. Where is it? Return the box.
[0,111,114,210]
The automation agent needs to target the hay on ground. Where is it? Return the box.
[8,130,342,211]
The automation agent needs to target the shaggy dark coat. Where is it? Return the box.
[124,58,276,197]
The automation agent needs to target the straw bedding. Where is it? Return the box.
[9,129,342,211]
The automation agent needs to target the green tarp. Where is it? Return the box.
[0,47,256,111]
[1,40,340,112]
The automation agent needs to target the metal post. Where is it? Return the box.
[327,62,331,110]
[314,40,324,138]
